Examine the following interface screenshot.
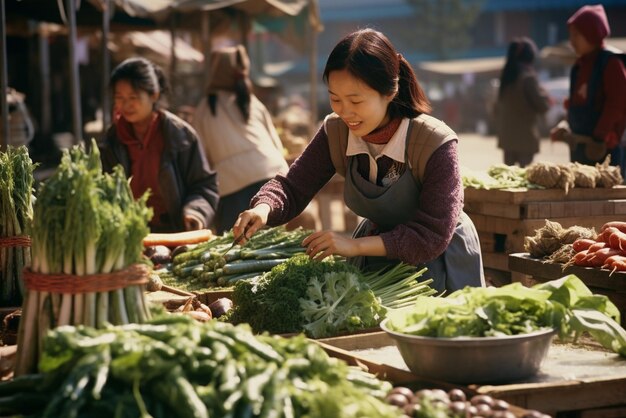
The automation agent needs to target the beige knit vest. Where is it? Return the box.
[325,113,457,184]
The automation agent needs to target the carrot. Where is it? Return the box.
[601,221,626,234]
[586,247,623,267]
[586,241,606,253]
[572,238,596,253]
[572,250,592,267]
[602,254,626,276]
[597,227,620,243]
[607,229,626,252]
[143,229,213,247]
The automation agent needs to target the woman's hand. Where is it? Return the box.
[232,204,270,245]
[183,214,203,231]
[303,232,388,261]
[302,230,359,261]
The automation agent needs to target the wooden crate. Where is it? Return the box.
[317,331,626,418]
[464,186,626,278]
[508,252,626,326]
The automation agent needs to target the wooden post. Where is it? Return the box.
[169,13,178,110]
[307,0,319,137]
[101,0,111,136]
[65,0,83,145]
[0,0,8,151]
[38,24,51,136]
[201,10,211,90]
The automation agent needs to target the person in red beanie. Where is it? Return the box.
[550,4,626,174]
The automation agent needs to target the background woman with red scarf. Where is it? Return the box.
[550,4,626,174]
[100,57,219,232]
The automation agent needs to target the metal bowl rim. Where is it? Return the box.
[380,318,556,345]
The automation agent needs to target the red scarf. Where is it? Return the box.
[115,112,168,227]
[361,117,402,144]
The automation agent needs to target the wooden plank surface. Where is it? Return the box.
[482,252,510,271]
[469,213,618,236]
[320,331,626,417]
[508,252,626,326]
[464,186,626,205]
[465,199,626,220]
[508,253,626,291]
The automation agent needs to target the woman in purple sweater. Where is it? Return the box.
[233,29,484,292]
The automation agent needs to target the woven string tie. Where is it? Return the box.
[0,235,31,248]
[23,263,150,294]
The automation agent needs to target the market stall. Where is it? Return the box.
[509,249,626,327]
[317,330,626,418]
[464,185,626,284]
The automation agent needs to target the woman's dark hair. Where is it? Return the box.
[206,45,252,121]
[322,28,431,119]
[498,37,538,98]
[109,57,168,105]
[208,72,252,122]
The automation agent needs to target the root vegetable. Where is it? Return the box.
[207,298,233,318]
[572,238,596,253]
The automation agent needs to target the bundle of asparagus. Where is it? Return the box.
[15,140,153,375]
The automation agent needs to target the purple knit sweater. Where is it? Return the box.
[251,121,463,265]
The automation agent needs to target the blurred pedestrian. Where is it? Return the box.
[495,37,551,167]
[193,45,289,235]
[101,57,219,233]
[1,88,35,148]
[232,29,484,293]
[550,4,626,172]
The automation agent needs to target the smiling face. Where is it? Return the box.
[328,69,395,137]
[113,80,158,125]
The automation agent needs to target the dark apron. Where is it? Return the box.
[343,137,484,293]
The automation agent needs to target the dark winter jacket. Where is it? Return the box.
[101,110,219,232]
[496,68,551,154]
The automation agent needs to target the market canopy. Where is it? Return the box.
[540,38,626,65]
[418,56,505,75]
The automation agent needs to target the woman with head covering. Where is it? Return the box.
[193,45,289,235]
[551,4,626,169]
[495,37,551,167]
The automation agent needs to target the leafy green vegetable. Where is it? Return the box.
[229,254,436,338]
[0,315,399,418]
[386,275,626,357]
[301,271,385,338]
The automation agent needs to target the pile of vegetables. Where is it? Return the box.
[0,145,35,306]
[228,254,436,338]
[462,164,532,190]
[523,219,596,259]
[385,387,549,418]
[0,315,401,418]
[462,159,623,191]
[569,221,626,272]
[15,140,153,375]
[157,226,309,292]
[385,275,626,357]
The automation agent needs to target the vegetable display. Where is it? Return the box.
[14,140,153,375]
[0,315,400,418]
[462,159,623,191]
[158,226,309,292]
[569,221,626,273]
[385,275,626,357]
[0,146,35,306]
[228,254,436,338]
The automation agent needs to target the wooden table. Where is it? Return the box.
[318,331,626,418]
[508,252,626,326]
[463,186,626,285]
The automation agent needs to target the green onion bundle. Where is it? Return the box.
[15,140,153,375]
[0,146,35,306]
